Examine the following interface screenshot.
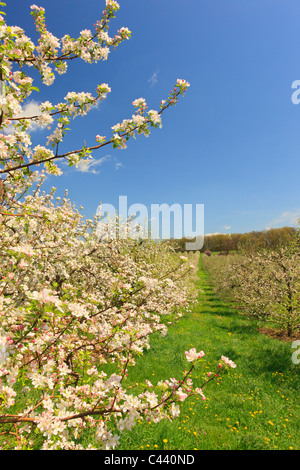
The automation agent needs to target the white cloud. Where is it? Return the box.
[18,101,41,119]
[205,232,222,236]
[266,210,300,229]
[148,70,159,87]
[73,155,111,174]
[224,225,231,230]
[115,162,123,170]
[5,100,41,134]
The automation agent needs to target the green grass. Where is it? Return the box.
[111,254,300,450]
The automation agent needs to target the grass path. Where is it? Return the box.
[114,255,300,450]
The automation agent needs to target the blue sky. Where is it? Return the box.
[5,0,300,235]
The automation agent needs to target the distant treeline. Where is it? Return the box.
[172,226,297,253]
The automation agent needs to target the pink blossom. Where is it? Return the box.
[221,356,237,369]
[185,348,205,362]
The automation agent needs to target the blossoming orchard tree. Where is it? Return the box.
[0,1,236,450]
[202,246,300,337]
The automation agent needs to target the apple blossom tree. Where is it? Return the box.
[203,248,300,337]
[0,1,236,450]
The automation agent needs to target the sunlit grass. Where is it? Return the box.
[113,254,300,450]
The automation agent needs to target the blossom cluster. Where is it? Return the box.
[0,182,210,449]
